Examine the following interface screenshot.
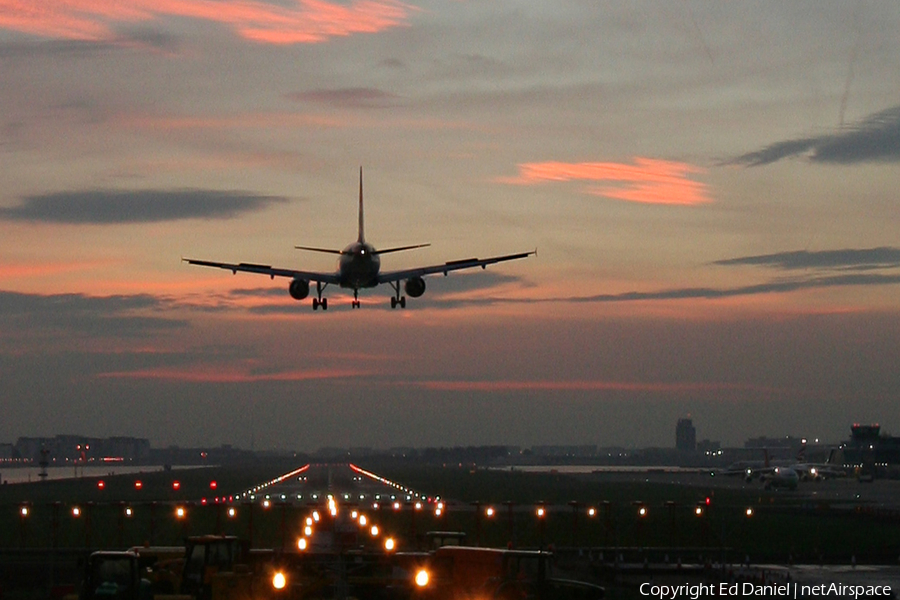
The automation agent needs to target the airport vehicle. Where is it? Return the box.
[78,536,290,600]
[183,168,535,310]
[413,546,604,600]
[79,550,152,600]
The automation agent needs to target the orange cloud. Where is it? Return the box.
[0,0,413,44]
[500,158,712,206]
[0,260,115,280]
[97,365,374,383]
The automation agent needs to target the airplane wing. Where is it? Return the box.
[376,250,536,284]
[182,258,342,284]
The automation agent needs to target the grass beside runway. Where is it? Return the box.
[1,460,898,563]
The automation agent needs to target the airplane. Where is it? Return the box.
[183,169,536,310]
[761,466,799,490]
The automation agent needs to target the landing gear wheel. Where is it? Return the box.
[312,298,319,310]
[390,296,407,309]
[352,300,360,309]
[390,297,397,309]
[312,298,328,310]
[321,298,328,310]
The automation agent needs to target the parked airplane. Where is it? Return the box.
[183,169,535,310]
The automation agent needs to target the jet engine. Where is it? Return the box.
[289,279,310,300]
[404,276,426,298]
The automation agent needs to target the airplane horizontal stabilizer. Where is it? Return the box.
[295,245,345,255]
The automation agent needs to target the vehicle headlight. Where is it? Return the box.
[415,569,429,588]
[272,571,287,590]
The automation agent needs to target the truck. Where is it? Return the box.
[412,546,604,600]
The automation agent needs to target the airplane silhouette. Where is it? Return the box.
[183,169,535,310]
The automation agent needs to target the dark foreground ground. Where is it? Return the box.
[1,460,899,598]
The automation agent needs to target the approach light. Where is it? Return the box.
[536,507,546,518]
[297,538,308,551]
[97,480,105,490]
[172,481,181,491]
[370,525,380,537]
[695,506,704,517]
[19,506,29,517]
[485,507,495,518]
[304,526,312,536]
[125,507,134,517]
[72,507,81,518]
[745,507,754,517]
[638,506,647,518]
[588,507,596,517]
[384,537,395,552]
[227,507,237,519]
[175,506,186,519]
[262,500,271,509]
[359,515,367,527]
[210,481,217,489]
[134,480,143,490]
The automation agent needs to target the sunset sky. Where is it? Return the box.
[1,1,899,451]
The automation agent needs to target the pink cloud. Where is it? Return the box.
[500,158,713,206]
[0,0,414,44]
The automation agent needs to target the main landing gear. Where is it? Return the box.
[388,281,407,309]
[312,281,329,311]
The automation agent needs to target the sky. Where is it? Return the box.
[1,1,899,452]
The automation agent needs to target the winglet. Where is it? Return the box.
[358,166,365,243]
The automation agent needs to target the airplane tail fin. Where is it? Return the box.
[358,166,365,244]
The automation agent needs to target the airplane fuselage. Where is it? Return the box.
[338,242,380,289]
